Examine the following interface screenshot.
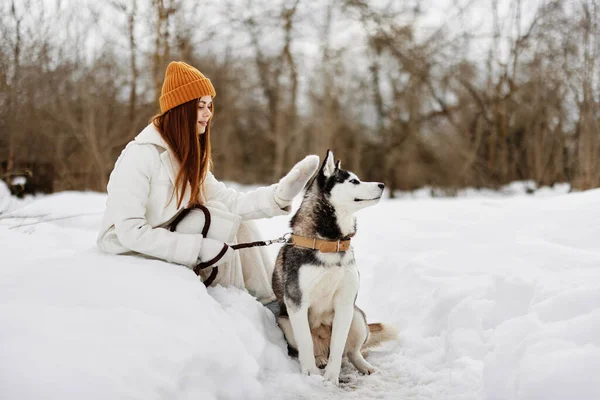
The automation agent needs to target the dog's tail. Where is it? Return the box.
[363,323,398,349]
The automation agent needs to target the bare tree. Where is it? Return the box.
[4,0,31,179]
[109,0,139,122]
[227,0,302,180]
[152,0,178,103]
[571,0,600,189]
[1,0,600,196]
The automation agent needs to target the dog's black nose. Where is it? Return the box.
[378,183,385,189]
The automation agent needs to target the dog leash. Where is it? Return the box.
[170,205,351,286]
[230,232,292,250]
[169,204,291,287]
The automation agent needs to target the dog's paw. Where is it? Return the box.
[301,365,320,376]
[316,356,328,369]
[357,364,377,375]
[323,366,341,385]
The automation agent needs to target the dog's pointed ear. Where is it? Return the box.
[335,160,341,170]
[320,149,336,178]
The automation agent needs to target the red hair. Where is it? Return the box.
[151,98,212,208]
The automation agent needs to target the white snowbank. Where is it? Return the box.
[1,183,598,399]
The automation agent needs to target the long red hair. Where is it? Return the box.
[151,98,212,208]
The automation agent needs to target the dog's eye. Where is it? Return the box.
[349,179,360,184]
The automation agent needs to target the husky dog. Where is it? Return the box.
[272,150,396,384]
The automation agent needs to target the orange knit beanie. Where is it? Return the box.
[159,61,216,113]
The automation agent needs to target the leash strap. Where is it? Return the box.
[169,204,211,237]
[231,241,268,250]
[169,205,352,285]
[169,205,289,287]
[169,204,218,287]
[231,233,291,250]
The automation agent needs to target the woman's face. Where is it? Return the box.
[197,95,213,134]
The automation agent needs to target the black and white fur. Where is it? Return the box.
[272,150,396,384]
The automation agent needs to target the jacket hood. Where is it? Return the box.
[134,123,170,149]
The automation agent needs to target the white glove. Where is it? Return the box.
[198,237,235,267]
[274,155,320,206]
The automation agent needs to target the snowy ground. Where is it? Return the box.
[1,181,599,400]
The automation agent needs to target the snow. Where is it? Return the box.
[1,181,599,399]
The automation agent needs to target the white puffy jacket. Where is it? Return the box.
[97,123,290,267]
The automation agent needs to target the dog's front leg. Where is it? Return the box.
[323,297,355,384]
[288,304,319,376]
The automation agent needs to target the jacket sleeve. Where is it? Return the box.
[203,172,291,220]
[106,144,204,267]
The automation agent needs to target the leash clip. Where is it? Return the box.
[267,232,292,245]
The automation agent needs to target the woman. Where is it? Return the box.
[97,61,319,308]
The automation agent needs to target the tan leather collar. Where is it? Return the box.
[290,234,351,253]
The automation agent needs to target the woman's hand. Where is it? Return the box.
[275,155,320,206]
[198,237,235,267]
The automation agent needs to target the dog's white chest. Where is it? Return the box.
[298,250,358,319]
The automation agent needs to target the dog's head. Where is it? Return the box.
[306,149,384,213]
